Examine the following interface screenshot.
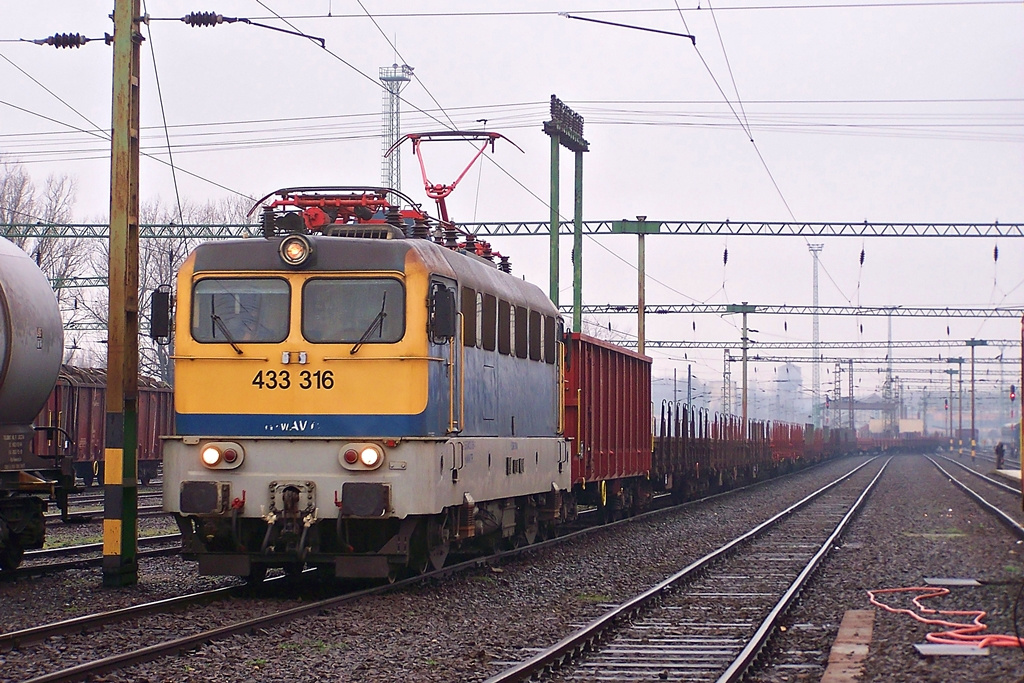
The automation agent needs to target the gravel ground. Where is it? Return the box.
[750,453,1024,683]
[5,453,1021,682]
[2,513,238,637]
[38,514,178,552]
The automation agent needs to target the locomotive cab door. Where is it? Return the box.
[428,277,461,434]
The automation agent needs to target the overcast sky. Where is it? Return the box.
[2,1,1022,416]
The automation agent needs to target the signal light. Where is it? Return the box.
[1011,385,1017,402]
[279,234,313,267]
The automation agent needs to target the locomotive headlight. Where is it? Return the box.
[279,234,313,266]
[201,446,222,466]
[200,441,245,469]
[339,443,385,470]
[359,446,381,467]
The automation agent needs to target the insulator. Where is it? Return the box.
[44,33,88,49]
[183,12,223,27]
[859,248,865,265]
[261,207,276,238]
[498,256,511,274]
[412,216,431,240]
[994,245,999,262]
[385,206,403,229]
[464,234,476,252]
[444,229,459,249]
[723,248,728,266]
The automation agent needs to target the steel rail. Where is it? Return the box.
[5,547,180,581]
[927,456,1024,539]
[0,582,250,650]
[23,533,180,560]
[45,504,165,522]
[482,457,881,683]
[937,454,1021,496]
[716,458,889,682]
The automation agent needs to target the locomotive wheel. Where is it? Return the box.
[245,565,268,584]
[426,514,450,571]
[0,543,23,571]
[0,520,24,571]
[515,500,539,546]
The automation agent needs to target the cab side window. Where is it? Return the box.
[461,287,476,347]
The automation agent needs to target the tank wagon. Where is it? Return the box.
[0,236,73,570]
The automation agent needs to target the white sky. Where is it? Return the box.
[2,1,1023,420]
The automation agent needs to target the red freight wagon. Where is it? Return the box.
[33,366,173,487]
[563,333,652,488]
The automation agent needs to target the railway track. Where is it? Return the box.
[4,534,183,580]
[931,455,1024,537]
[44,504,166,524]
[484,457,887,683]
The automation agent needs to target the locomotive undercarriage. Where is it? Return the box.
[0,494,47,570]
[175,489,577,582]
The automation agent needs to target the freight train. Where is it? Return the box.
[34,367,173,488]
[158,178,908,583]
[0,236,73,571]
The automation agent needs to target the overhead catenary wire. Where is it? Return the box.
[669,1,798,220]
[142,1,184,226]
[140,2,1021,22]
[0,48,254,202]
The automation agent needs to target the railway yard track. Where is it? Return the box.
[3,453,1024,682]
[486,459,886,682]
[932,454,1024,535]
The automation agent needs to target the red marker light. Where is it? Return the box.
[344,449,359,464]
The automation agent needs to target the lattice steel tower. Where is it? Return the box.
[379,64,414,202]
[808,244,824,428]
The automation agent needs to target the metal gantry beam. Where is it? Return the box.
[632,339,1021,349]
[565,304,1024,318]
[5,219,1024,239]
[725,354,1022,366]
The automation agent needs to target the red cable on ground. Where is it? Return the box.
[868,586,1024,648]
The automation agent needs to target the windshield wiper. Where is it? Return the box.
[211,313,244,355]
[350,292,387,355]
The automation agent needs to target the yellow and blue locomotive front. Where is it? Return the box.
[164,232,567,579]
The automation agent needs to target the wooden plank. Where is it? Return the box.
[820,609,874,683]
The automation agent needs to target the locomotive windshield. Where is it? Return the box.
[302,278,405,344]
[191,278,290,343]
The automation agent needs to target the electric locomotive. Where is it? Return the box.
[0,236,73,570]
[162,186,572,581]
